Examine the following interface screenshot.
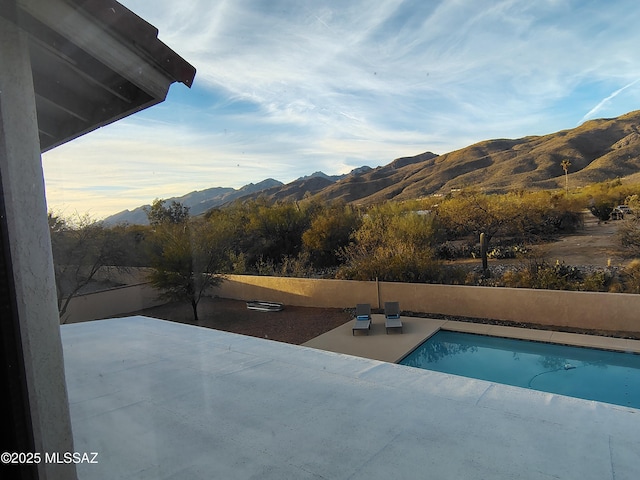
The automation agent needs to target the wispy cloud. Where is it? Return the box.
[580,78,640,124]
[43,0,640,218]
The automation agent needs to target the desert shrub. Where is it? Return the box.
[608,282,625,293]
[465,271,482,285]
[500,260,580,290]
[302,203,360,268]
[439,265,469,285]
[486,245,529,259]
[254,255,276,276]
[336,204,443,282]
[498,262,627,292]
[242,200,312,265]
[435,239,529,260]
[580,270,610,292]
[228,251,248,274]
[539,210,584,234]
[621,259,640,294]
[436,191,516,240]
[436,190,583,250]
[618,217,640,256]
[577,178,640,222]
[500,269,526,287]
[279,252,314,278]
[336,249,443,283]
[588,199,615,222]
[434,241,462,260]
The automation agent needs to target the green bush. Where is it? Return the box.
[500,260,580,290]
[621,259,640,294]
[588,200,615,222]
[580,271,609,292]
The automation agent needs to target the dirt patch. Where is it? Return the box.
[449,211,633,272]
[535,213,630,267]
[130,297,352,345]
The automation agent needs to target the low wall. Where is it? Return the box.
[217,275,379,309]
[92,266,154,284]
[62,274,640,335]
[218,275,640,334]
[60,283,165,324]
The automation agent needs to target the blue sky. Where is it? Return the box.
[42,0,640,218]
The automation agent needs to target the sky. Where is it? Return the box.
[42,0,640,219]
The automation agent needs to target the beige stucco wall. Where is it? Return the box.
[61,283,165,324]
[64,274,640,335]
[217,275,379,308]
[218,275,640,334]
[92,266,154,284]
[380,282,640,332]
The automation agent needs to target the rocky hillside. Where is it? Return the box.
[104,178,282,225]
[307,111,640,205]
[232,111,640,206]
[107,110,640,223]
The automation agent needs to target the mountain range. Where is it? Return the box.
[105,110,640,225]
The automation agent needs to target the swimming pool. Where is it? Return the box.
[399,330,640,409]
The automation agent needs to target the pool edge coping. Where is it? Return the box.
[439,320,640,356]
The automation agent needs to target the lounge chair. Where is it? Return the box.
[352,303,371,335]
[384,301,403,334]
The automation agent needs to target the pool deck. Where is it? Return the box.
[303,314,640,363]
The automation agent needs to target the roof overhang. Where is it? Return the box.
[1,0,196,152]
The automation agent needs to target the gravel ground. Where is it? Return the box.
[131,297,353,345]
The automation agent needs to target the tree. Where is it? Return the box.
[436,190,581,246]
[588,199,615,222]
[436,191,514,243]
[577,179,629,222]
[49,212,128,321]
[146,202,225,321]
[242,200,311,268]
[302,203,360,268]
[144,198,190,226]
[336,204,441,282]
[561,159,571,196]
[618,195,640,255]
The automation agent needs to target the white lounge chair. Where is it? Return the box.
[352,303,371,335]
[384,301,403,334]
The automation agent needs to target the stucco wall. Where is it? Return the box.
[217,275,380,308]
[64,274,640,334]
[61,283,165,324]
[1,17,77,478]
[218,275,640,334]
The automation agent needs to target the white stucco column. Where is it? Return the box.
[0,14,77,480]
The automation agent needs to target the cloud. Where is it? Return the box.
[43,0,640,217]
[579,78,640,124]
[141,0,640,132]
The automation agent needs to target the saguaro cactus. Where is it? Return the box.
[480,232,488,273]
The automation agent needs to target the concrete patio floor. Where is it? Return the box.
[62,316,640,480]
[303,314,640,363]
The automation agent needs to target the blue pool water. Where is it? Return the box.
[399,330,640,409]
